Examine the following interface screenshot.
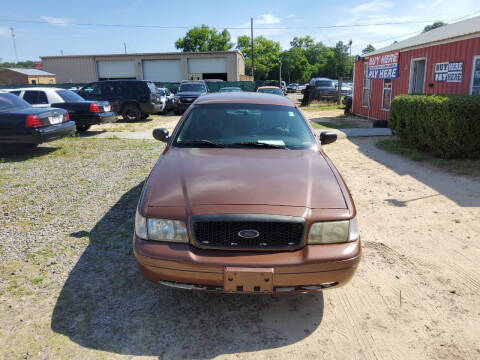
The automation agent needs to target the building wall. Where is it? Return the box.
[0,70,27,85]
[353,36,480,120]
[27,76,56,84]
[42,51,245,83]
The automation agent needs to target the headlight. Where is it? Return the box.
[135,209,188,243]
[308,218,359,244]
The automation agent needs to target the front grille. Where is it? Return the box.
[180,97,196,104]
[193,218,305,250]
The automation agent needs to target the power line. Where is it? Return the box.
[0,18,442,30]
[351,9,480,49]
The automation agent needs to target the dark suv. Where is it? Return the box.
[309,78,338,102]
[77,80,163,121]
[173,81,208,115]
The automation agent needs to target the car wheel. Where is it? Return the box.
[76,124,91,132]
[174,110,182,115]
[122,105,141,122]
[141,113,149,119]
[24,144,38,148]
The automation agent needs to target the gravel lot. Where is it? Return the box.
[1,132,479,359]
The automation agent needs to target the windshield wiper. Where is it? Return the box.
[178,139,225,148]
[231,141,289,149]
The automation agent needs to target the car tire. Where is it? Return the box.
[373,120,388,128]
[122,105,142,122]
[76,124,91,132]
[24,143,38,148]
[141,113,149,120]
[174,110,182,115]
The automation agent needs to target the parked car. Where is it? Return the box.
[0,93,75,147]
[297,83,308,92]
[256,86,284,96]
[287,83,299,93]
[219,87,243,93]
[77,80,163,122]
[157,87,174,113]
[310,77,338,102]
[280,80,287,95]
[4,87,117,132]
[173,81,208,115]
[134,92,360,294]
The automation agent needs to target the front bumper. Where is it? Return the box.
[173,101,194,112]
[134,234,361,293]
[139,103,164,114]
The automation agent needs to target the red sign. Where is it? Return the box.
[34,61,42,69]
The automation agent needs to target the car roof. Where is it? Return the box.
[221,87,241,89]
[194,92,294,106]
[257,86,281,89]
[4,87,65,92]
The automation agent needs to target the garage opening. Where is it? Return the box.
[202,73,227,81]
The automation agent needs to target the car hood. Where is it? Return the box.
[146,147,347,209]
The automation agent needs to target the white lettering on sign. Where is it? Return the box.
[434,61,463,83]
[367,52,399,79]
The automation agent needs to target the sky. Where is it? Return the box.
[1,0,479,62]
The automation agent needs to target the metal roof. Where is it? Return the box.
[369,15,480,55]
[6,68,55,76]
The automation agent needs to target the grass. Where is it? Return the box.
[310,121,360,130]
[377,138,480,179]
[300,102,344,112]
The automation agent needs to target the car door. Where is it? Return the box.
[102,82,125,113]
[22,90,50,108]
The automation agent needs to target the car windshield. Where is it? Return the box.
[56,89,85,102]
[0,93,30,112]
[174,103,315,150]
[258,88,283,95]
[219,87,242,92]
[315,80,334,87]
[147,82,158,93]
[179,83,205,92]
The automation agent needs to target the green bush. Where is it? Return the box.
[389,94,480,159]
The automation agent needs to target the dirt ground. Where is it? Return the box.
[1,125,480,358]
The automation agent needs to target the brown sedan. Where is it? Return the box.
[134,92,360,293]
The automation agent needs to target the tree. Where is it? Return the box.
[175,25,233,52]
[280,48,312,83]
[332,41,352,78]
[0,60,35,70]
[362,44,375,55]
[236,35,281,80]
[423,21,446,33]
[290,36,315,50]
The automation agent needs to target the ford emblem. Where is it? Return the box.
[238,229,260,239]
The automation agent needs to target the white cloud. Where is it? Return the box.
[256,14,281,25]
[0,27,9,36]
[350,0,394,16]
[41,16,69,26]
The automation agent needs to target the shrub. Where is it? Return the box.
[389,94,480,159]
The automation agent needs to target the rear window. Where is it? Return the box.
[179,83,206,92]
[56,89,84,102]
[314,80,334,88]
[257,88,283,96]
[0,93,30,112]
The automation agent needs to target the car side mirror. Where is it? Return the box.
[153,128,169,142]
[319,131,337,145]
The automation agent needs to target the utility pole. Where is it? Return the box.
[60,50,64,56]
[124,42,127,54]
[279,60,282,87]
[10,28,18,63]
[250,17,254,80]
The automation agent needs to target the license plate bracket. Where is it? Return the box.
[224,267,274,293]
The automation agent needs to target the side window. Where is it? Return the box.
[471,56,480,95]
[362,62,370,107]
[82,83,102,95]
[10,91,21,96]
[103,83,124,96]
[23,91,40,104]
[38,91,48,104]
[382,79,392,110]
